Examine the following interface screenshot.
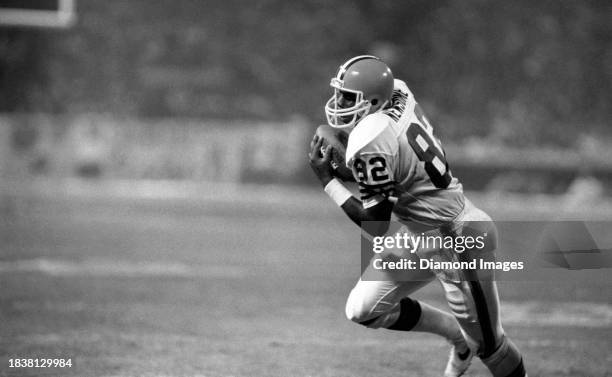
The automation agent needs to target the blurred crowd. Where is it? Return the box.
[1,0,610,147]
[0,1,611,196]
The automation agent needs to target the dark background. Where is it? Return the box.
[2,0,610,146]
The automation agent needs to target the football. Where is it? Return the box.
[315,124,354,181]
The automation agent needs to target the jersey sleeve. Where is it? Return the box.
[353,153,396,208]
[346,114,398,209]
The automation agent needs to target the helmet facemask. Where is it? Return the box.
[325,55,394,129]
[325,78,371,129]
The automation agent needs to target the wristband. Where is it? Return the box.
[324,178,352,207]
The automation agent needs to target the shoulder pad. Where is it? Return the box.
[346,112,396,163]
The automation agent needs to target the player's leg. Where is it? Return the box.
[345,230,434,330]
[445,200,527,377]
[346,278,469,346]
[346,253,466,347]
[442,278,526,377]
[346,268,473,377]
[476,287,526,377]
[345,278,429,329]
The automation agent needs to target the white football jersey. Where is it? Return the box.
[346,79,464,226]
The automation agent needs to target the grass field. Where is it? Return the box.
[0,181,611,377]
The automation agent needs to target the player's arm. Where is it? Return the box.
[340,196,394,232]
[308,135,393,235]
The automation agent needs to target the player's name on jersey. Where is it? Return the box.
[372,258,525,272]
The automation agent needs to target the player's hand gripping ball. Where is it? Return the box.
[313,124,354,181]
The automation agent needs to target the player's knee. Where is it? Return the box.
[345,297,403,329]
[345,295,386,328]
[345,296,371,324]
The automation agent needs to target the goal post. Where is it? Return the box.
[0,0,76,28]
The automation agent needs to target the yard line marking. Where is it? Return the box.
[0,258,246,279]
[501,301,612,328]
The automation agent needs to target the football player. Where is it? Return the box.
[309,55,527,377]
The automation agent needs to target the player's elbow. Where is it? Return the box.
[360,200,394,235]
[360,209,391,236]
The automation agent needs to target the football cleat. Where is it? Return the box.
[444,344,473,377]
